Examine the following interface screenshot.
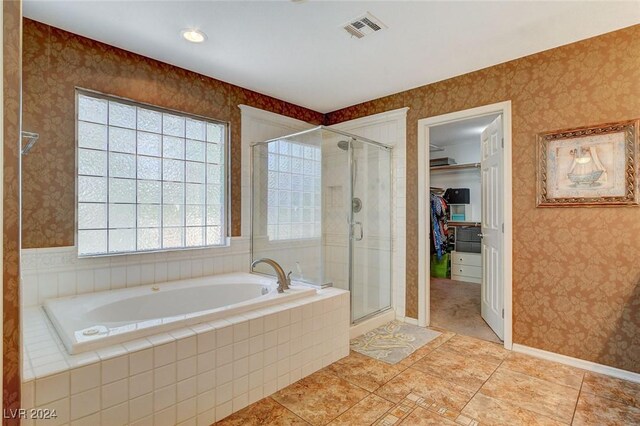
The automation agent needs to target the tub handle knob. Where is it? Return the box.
[287,271,293,287]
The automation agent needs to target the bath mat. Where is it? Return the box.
[350,321,441,364]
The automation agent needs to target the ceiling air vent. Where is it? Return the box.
[342,12,387,39]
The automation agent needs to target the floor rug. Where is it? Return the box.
[350,321,441,364]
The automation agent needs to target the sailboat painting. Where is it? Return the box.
[537,120,639,206]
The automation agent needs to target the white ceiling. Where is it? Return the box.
[23,1,640,113]
[429,113,501,147]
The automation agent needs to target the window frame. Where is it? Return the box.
[74,88,231,257]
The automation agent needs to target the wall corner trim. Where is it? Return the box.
[512,343,640,384]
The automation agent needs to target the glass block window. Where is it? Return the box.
[76,90,227,256]
[267,140,321,240]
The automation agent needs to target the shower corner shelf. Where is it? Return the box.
[430,162,480,172]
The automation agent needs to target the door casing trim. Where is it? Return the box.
[417,101,513,350]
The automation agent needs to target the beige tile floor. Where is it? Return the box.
[216,329,640,426]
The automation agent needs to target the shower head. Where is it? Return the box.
[337,140,350,151]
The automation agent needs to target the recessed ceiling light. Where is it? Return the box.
[181,29,207,43]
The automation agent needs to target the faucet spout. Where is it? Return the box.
[251,258,291,293]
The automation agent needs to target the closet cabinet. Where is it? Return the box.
[451,251,481,283]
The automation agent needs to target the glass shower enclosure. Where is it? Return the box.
[251,126,392,323]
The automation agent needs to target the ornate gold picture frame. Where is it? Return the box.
[537,119,639,207]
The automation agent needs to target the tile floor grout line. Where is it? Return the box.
[336,390,371,424]
[376,398,417,425]
[395,330,455,368]
[360,328,589,424]
[268,396,312,425]
[324,350,418,408]
[569,373,586,425]
[575,376,640,412]
[330,392,395,426]
[478,361,585,424]
[340,373,381,394]
[373,403,402,425]
[458,354,507,415]
[373,331,491,421]
[373,389,400,405]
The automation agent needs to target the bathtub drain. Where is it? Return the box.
[82,328,100,336]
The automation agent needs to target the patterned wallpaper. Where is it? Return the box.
[326,24,640,373]
[21,19,324,248]
[4,0,22,419]
[17,17,640,374]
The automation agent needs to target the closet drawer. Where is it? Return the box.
[451,264,482,278]
[451,251,481,267]
[451,273,482,284]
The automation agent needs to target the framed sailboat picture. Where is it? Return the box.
[537,119,639,206]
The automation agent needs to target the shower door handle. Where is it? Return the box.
[352,222,364,241]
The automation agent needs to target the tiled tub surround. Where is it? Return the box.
[21,287,349,425]
[20,237,252,308]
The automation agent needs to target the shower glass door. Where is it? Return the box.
[349,139,392,323]
[251,126,393,324]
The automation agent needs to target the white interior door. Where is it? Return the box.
[480,116,504,340]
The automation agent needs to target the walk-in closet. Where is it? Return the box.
[428,114,502,343]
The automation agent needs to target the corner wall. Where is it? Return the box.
[326,24,640,373]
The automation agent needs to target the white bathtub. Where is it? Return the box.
[44,272,316,354]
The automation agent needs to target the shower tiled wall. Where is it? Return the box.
[322,145,350,291]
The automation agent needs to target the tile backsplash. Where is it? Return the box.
[21,237,251,307]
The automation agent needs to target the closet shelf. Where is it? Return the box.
[430,162,480,172]
[449,221,481,227]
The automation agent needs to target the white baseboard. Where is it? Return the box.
[349,309,396,339]
[512,343,640,384]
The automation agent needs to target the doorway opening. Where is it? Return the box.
[417,101,513,350]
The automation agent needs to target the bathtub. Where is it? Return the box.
[44,272,316,354]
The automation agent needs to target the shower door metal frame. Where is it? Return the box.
[259,125,391,150]
[347,135,394,325]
